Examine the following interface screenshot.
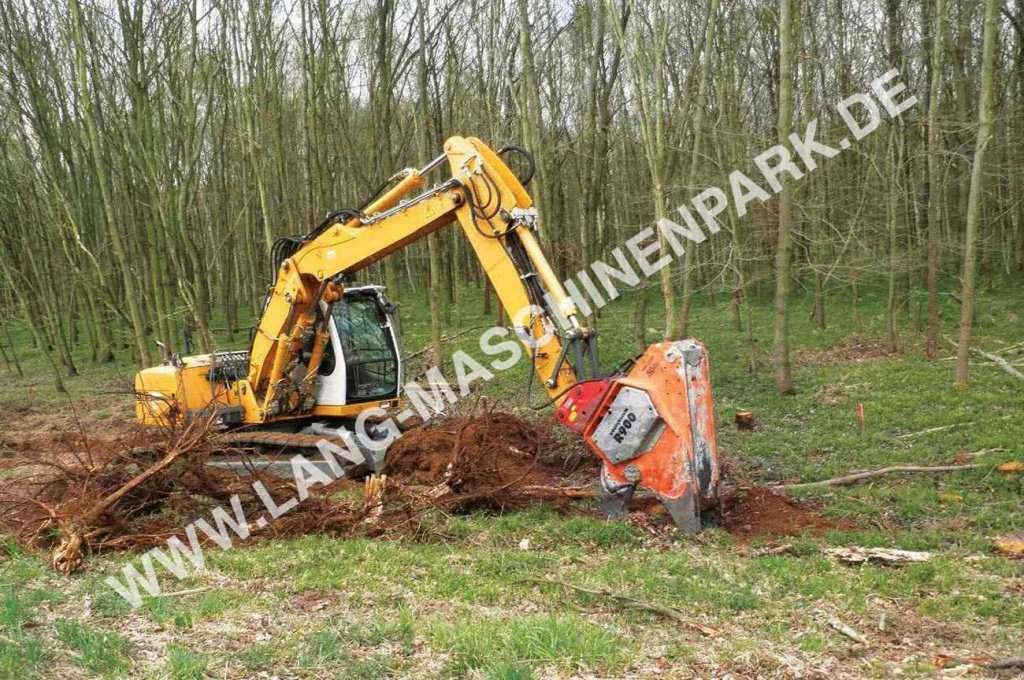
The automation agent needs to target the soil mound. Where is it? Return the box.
[722,486,845,540]
[386,410,561,510]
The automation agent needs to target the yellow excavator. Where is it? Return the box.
[135,136,720,530]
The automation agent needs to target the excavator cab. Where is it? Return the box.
[315,286,402,408]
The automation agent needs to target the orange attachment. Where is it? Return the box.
[577,340,720,531]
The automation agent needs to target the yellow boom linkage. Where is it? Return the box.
[243,135,582,421]
[137,137,583,426]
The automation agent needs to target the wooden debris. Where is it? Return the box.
[156,586,213,598]
[363,474,387,524]
[953,447,1007,463]
[824,616,867,644]
[525,577,721,637]
[751,543,794,557]
[945,337,1024,381]
[776,464,983,490]
[825,546,932,565]
[521,485,596,499]
[897,422,973,438]
[51,533,84,576]
[735,411,756,431]
[969,346,1024,381]
[994,534,1024,557]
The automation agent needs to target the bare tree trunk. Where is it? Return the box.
[677,0,720,339]
[925,0,948,360]
[633,290,649,354]
[773,0,795,394]
[68,0,151,366]
[517,0,547,239]
[955,0,999,384]
[885,0,904,353]
[418,0,443,370]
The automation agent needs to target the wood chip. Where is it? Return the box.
[994,535,1024,557]
[825,617,867,644]
[824,546,932,565]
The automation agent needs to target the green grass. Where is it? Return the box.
[139,586,249,629]
[428,614,628,676]
[0,274,1022,676]
[163,644,209,680]
[0,553,63,679]
[56,620,132,677]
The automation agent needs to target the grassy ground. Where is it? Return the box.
[0,275,1022,678]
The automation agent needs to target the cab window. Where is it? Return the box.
[331,295,398,401]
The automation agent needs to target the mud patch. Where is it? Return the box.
[721,486,847,540]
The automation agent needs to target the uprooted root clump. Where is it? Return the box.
[0,413,353,574]
[0,405,570,574]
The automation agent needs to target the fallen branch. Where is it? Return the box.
[156,585,212,598]
[524,577,721,637]
[896,422,972,438]
[775,464,983,490]
[955,447,1007,461]
[47,413,219,574]
[985,657,1024,670]
[969,347,1024,380]
[521,485,596,499]
[813,607,868,644]
[945,337,1024,381]
[826,617,867,644]
[824,546,932,565]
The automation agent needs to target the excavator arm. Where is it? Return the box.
[242,136,593,422]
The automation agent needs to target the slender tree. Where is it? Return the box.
[955,0,999,384]
[773,0,796,393]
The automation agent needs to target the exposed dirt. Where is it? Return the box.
[0,398,137,460]
[797,336,899,366]
[386,410,562,507]
[721,486,849,540]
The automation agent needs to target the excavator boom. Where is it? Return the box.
[135,136,720,530]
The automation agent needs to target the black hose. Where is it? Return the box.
[306,207,365,241]
[527,379,581,410]
[496,145,536,186]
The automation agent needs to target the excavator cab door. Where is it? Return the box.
[315,286,402,407]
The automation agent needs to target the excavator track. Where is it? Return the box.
[215,431,351,451]
[210,431,371,480]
